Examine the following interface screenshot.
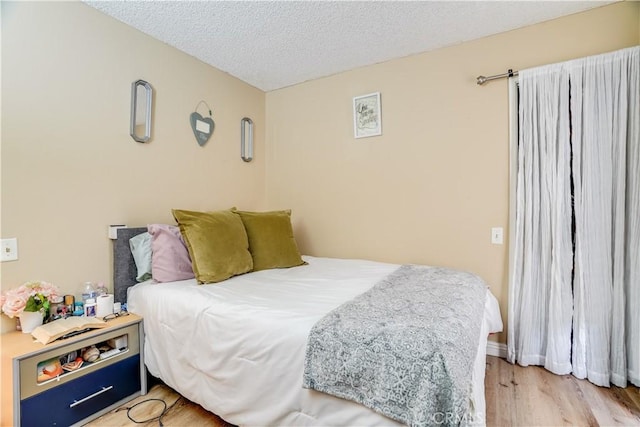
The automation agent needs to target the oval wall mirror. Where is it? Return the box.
[241,117,253,162]
[130,80,153,143]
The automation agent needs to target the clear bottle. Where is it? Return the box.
[81,282,96,305]
[95,282,108,297]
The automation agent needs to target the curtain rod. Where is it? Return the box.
[476,69,519,85]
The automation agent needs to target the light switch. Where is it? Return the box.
[1,238,18,261]
[491,227,504,245]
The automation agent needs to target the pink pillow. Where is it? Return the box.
[147,224,195,282]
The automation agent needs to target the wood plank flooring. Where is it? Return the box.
[88,356,640,426]
[84,382,232,427]
[485,356,640,426]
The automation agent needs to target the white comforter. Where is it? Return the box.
[128,256,502,426]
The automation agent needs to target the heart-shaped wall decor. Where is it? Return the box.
[190,112,215,147]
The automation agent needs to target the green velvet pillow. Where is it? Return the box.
[172,209,253,283]
[234,209,305,271]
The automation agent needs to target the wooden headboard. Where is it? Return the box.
[113,227,147,304]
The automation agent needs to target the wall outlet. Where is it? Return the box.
[491,227,504,245]
[1,238,19,262]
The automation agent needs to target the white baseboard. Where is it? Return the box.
[486,341,507,358]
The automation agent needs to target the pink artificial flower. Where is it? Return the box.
[16,286,31,301]
[38,281,60,300]
[1,288,28,318]
[1,281,61,318]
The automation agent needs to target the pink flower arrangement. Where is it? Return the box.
[1,281,61,318]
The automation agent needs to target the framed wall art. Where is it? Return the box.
[353,92,382,138]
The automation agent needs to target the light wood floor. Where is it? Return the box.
[85,383,232,427]
[88,356,640,426]
[485,356,640,426]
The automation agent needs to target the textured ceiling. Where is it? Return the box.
[84,1,612,92]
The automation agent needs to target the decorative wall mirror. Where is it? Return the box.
[130,80,153,143]
[240,117,253,162]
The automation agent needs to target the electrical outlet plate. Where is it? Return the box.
[491,227,504,245]
[1,238,18,262]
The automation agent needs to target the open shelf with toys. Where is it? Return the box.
[19,323,139,398]
[36,332,130,385]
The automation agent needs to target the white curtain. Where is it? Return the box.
[509,46,639,388]
[508,64,574,375]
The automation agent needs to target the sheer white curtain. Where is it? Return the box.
[508,64,574,375]
[509,46,639,388]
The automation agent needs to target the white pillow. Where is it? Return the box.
[129,232,152,282]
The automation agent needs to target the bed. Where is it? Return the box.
[114,226,502,426]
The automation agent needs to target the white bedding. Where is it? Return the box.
[128,256,502,426]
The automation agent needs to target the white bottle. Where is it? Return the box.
[84,298,97,317]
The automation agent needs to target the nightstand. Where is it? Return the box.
[0,314,146,426]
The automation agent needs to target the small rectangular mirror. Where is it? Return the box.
[130,80,153,143]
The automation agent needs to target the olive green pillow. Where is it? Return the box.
[234,209,305,271]
[172,209,253,283]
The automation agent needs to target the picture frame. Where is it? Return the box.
[353,92,382,138]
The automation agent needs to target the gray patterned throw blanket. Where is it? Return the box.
[303,265,488,427]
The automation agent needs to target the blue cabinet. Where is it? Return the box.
[21,355,140,426]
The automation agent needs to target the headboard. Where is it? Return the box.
[113,227,147,304]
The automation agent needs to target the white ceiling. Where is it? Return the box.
[84,1,613,92]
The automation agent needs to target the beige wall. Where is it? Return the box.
[265,2,640,344]
[0,1,266,331]
[1,1,638,341]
